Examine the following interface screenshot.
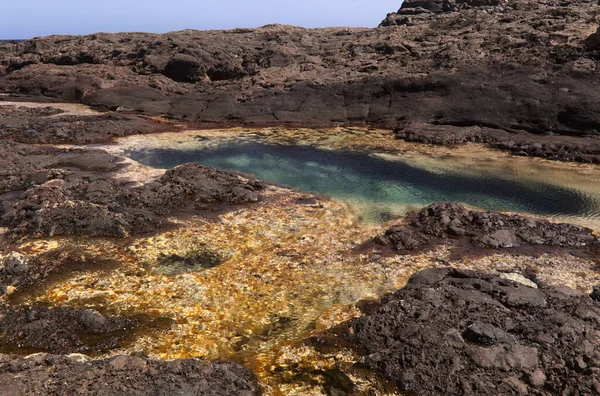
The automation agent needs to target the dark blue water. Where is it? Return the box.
[125,141,598,222]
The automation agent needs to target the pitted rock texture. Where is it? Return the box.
[0,142,71,194]
[396,124,600,164]
[0,306,142,355]
[0,1,599,163]
[312,268,600,395]
[0,161,262,237]
[376,202,600,250]
[0,104,172,144]
[381,0,507,26]
[0,354,259,396]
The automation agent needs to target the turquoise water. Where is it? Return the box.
[124,140,599,223]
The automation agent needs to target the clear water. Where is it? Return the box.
[124,139,600,223]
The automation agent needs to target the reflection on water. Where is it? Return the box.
[123,139,600,224]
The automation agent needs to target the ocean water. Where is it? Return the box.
[123,139,600,223]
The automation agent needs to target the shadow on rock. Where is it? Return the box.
[374,202,600,254]
[0,305,173,356]
[307,267,600,395]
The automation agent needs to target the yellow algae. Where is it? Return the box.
[13,184,436,391]
[6,179,600,393]
[4,126,600,393]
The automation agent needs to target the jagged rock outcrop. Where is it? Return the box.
[0,0,599,163]
[380,0,507,26]
[308,267,600,394]
[376,202,600,250]
[0,162,262,237]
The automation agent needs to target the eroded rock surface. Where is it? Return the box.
[0,1,599,162]
[0,306,144,355]
[0,104,172,144]
[0,354,259,396]
[381,0,508,26]
[0,161,262,237]
[376,202,600,251]
[309,268,600,395]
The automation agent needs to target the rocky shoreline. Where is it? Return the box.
[1,0,600,162]
[0,0,600,394]
[303,267,600,395]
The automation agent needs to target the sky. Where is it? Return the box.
[0,0,402,39]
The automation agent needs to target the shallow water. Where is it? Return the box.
[122,137,600,224]
[24,127,600,393]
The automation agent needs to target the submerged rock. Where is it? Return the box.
[309,268,600,394]
[376,202,600,251]
[0,305,170,355]
[156,245,224,275]
[0,354,259,396]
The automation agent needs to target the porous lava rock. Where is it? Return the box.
[163,53,206,83]
[0,1,599,163]
[396,124,600,164]
[0,306,140,355]
[0,104,172,144]
[376,202,600,250]
[0,353,259,395]
[380,0,506,26]
[311,267,600,394]
[0,162,262,237]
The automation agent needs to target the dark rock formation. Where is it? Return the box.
[585,27,600,51]
[396,124,600,164]
[310,267,600,395]
[163,53,207,83]
[0,354,259,395]
[0,104,172,144]
[0,1,599,162]
[380,0,506,26]
[0,306,152,355]
[0,161,262,237]
[376,202,600,250]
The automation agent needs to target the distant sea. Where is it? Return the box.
[0,39,25,43]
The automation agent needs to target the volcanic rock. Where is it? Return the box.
[310,267,600,394]
[376,202,600,251]
[0,0,599,164]
[0,306,142,355]
[163,53,206,83]
[380,0,506,26]
[0,104,171,144]
[585,27,600,51]
[0,353,259,395]
[0,162,262,237]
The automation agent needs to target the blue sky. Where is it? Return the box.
[1,1,402,39]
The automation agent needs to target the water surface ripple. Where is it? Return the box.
[124,140,599,223]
